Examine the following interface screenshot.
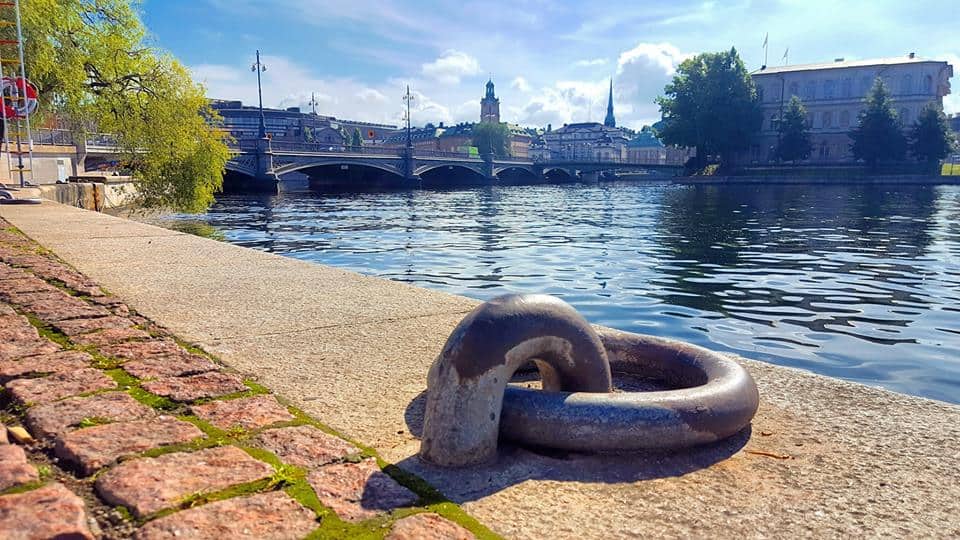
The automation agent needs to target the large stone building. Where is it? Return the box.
[749,54,954,163]
[209,100,398,144]
[541,80,629,160]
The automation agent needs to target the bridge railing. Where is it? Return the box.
[539,156,682,167]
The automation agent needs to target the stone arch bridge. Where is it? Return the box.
[225,139,681,192]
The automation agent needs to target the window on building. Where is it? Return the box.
[804,81,816,100]
[770,114,778,131]
[840,110,850,127]
[788,82,800,97]
[901,75,912,95]
[757,85,765,102]
[900,108,910,125]
[806,112,814,128]
[860,76,872,95]
[841,78,853,98]
[824,80,836,99]
[822,111,833,128]
[924,74,934,94]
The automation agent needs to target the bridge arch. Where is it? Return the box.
[415,162,487,185]
[542,167,577,183]
[275,159,403,178]
[494,166,542,184]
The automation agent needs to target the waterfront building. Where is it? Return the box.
[480,79,500,124]
[543,122,628,161]
[436,123,474,153]
[749,54,954,163]
[209,100,398,144]
[626,128,696,165]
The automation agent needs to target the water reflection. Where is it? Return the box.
[150,182,960,403]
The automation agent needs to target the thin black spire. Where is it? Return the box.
[603,78,616,128]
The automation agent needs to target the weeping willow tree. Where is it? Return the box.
[21,0,229,212]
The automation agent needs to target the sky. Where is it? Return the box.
[141,0,960,130]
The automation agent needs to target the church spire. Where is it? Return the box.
[603,77,616,128]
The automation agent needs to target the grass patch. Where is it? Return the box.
[78,417,111,429]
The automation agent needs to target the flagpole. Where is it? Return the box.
[763,33,769,68]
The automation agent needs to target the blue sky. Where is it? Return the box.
[141,0,959,129]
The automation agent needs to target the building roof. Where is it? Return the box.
[752,55,950,76]
[626,131,664,148]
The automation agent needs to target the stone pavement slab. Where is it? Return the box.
[4,367,116,405]
[133,491,318,540]
[0,483,94,540]
[254,425,357,469]
[189,395,294,431]
[387,513,476,540]
[0,444,39,490]
[141,371,248,401]
[95,446,274,517]
[0,334,60,362]
[55,416,204,475]
[25,391,156,439]
[307,458,418,522]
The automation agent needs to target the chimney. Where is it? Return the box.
[909,52,916,59]
[834,58,844,62]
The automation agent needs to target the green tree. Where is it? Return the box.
[909,103,955,165]
[471,122,511,157]
[775,96,812,162]
[655,47,762,167]
[21,0,229,212]
[351,127,363,149]
[849,78,906,167]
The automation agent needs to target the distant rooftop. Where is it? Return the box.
[753,54,951,75]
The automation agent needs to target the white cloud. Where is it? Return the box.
[511,76,532,92]
[421,50,481,85]
[614,42,693,126]
[573,58,608,67]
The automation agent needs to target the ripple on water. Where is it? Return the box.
[150,182,960,404]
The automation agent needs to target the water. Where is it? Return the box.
[151,182,960,404]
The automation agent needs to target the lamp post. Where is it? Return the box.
[403,85,415,150]
[251,50,267,139]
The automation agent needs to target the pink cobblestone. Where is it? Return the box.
[142,371,248,402]
[134,491,318,540]
[99,339,186,360]
[254,425,357,469]
[95,446,274,517]
[0,444,39,491]
[25,391,156,439]
[0,483,94,540]
[0,350,93,382]
[123,353,217,380]
[190,395,294,431]
[4,368,116,405]
[386,513,477,540]
[71,326,151,347]
[55,416,203,476]
[307,458,418,522]
[14,291,110,322]
[54,315,134,336]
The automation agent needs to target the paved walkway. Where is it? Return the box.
[2,203,960,539]
[0,217,487,539]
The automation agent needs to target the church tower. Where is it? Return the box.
[603,78,616,128]
[480,79,500,123]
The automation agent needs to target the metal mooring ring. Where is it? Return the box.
[420,294,612,467]
[418,294,759,467]
[499,327,760,452]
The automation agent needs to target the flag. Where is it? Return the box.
[762,33,768,47]
[782,47,789,60]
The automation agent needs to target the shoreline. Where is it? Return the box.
[2,201,959,538]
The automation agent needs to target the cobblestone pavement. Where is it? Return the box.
[0,219,487,540]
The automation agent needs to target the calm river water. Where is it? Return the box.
[153,182,960,403]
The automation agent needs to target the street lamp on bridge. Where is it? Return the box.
[251,50,267,139]
[402,85,415,150]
